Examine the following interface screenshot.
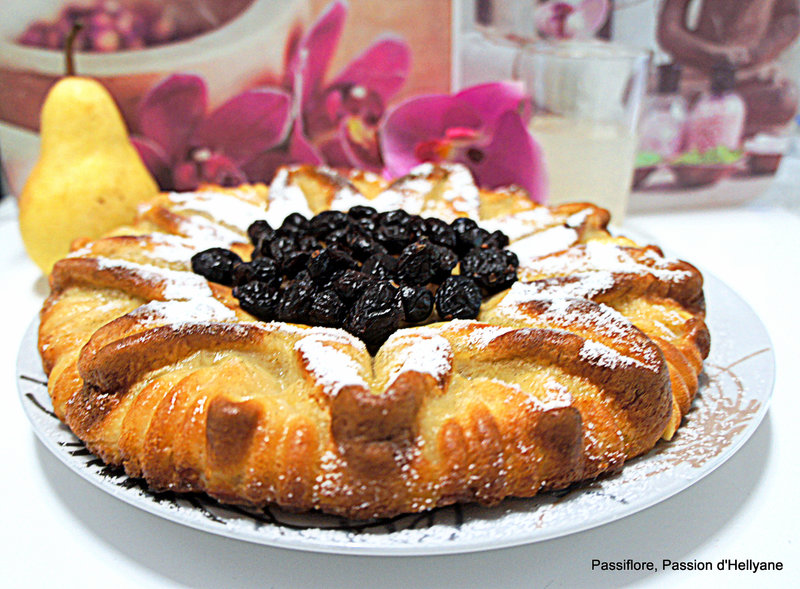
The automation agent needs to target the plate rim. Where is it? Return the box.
[17,271,775,556]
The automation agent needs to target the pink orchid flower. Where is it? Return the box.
[131,74,292,191]
[535,0,609,40]
[380,82,546,202]
[283,0,411,172]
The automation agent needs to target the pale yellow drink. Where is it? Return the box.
[530,116,637,224]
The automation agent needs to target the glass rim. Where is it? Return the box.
[521,39,651,63]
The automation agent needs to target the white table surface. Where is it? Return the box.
[1,175,798,589]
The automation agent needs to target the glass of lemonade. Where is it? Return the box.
[514,41,650,224]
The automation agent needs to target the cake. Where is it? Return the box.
[38,163,709,519]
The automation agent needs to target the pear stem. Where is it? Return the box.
[65,22,83,76]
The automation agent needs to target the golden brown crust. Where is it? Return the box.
[37,163,710,519]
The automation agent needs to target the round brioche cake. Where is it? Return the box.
[38,163,709,519]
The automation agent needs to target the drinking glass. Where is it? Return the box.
[514,40,651,223]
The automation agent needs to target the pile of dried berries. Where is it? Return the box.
[191,207,518,353]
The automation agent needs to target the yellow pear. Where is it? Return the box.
[18,76,158,273]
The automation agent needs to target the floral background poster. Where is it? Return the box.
[2,0,798,209]
[613,0,800,204]
[457,0,800,209]
[0,0,456,197]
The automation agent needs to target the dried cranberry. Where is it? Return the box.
[400,285,434,323]
[307,247,357,283]
[396,241,437,286]
[435,276,482,320]
[276,279,316,323]
[424,218,457,249]
[310,210,349,237]
[483,230,510,250]
[347,205,378,220]
[190,248,242,286]
[232,258,279,287]
[269,234,297,263]
[247,220,274,246]
[344,281,403,353]
[429,244,459,283]
[281,250,311,277]
[331,269,373,302]
[233,281,280,321]
[308,290,347,327]
[362,253,397,280]
[279,213,310,234]
[461,248,518,292]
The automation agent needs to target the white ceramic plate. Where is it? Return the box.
[17,272,774,556]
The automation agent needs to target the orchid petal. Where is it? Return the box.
[535,0,608,39]
[288,1,347,105]
[337,118,383,172]
[281,21,305,90]
[200,153,248,187]
[173,154,247,191]
[242,123,324,183]
[131,136,172,190]
[137,74,207,163]
[330,36,411,102]
[173,161,200,191]
[455,82,530,128]
[535,2,575,39]
[318,135,352,169]
[464,111,547,202]
[380,94,482,177]
[287,116,324,164]
[578,0,610,35]
[190,89,292,165]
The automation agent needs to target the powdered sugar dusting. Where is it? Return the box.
[492,283,662,372]
[565,209,592,228]
[265,168,316,226]
[314,450,346,498]
[170,214,246,244]
[465,325,515,349]
[93,258,214,300]
[129,298,237,326]
[527,241,689,283]
[479,208,561,240]
[138,234,207,264]
[168,191,266,233]
[535,379,574,410]
[510,226,579,266]
[499,286,624,334]
[329,186,375,211]
[579,339,647,370]
[438,163,481,218]
[295,334,369,397]
[386,334,453,387]
[372,170,431,215]
[288,165,376,212]
[516,272,617,301]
